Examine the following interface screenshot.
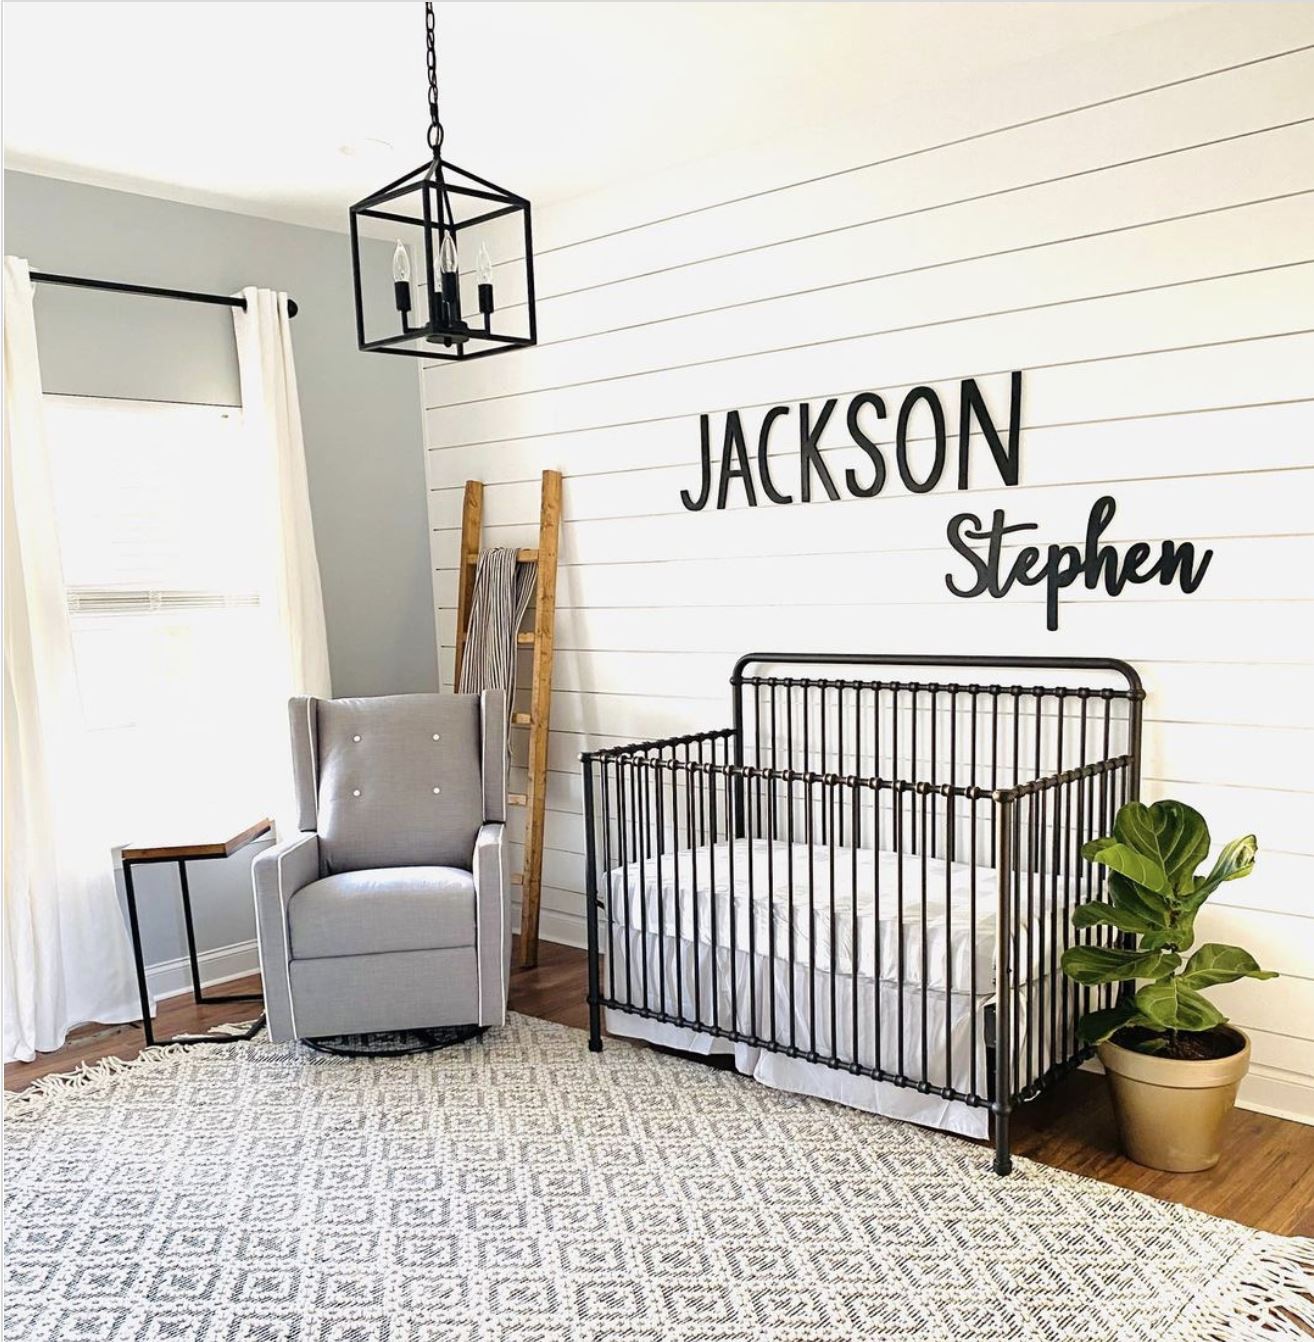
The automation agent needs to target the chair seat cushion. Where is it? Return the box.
[288,866,475,960]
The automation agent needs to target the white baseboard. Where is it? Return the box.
[1234,1065,1314,1126]
[146,938,261,1003]
[536,908,588,951]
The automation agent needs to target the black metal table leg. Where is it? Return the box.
[121,853,265,1048]
[175,858,262,1007]
[177,858,204,1004]
[122,860,156,1048]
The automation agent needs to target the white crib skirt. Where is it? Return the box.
[603,924,1055,1140]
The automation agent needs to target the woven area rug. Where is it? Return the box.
[5,1012,1311,1342]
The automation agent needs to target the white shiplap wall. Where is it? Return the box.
[421,8,1314,1122]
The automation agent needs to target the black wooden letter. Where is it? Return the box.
[896,386,947,494]
[680,414,714,511]
[844,393,887,499]
[958,370,1022,489]
[717,410,758,509]
[757,405,793,505]
[799,399,841,503]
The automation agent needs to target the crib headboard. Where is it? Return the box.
[730,652,1143,798]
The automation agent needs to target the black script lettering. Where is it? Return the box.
[945,510,1040,599]
[1157,539,1213,593]
[1084,495,1120,592]
[947,494,1216,630]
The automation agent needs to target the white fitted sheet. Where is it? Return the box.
[604,837,1065,992]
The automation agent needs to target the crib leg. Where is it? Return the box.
[582,763,604,1054]
[993,1108,1013,1176]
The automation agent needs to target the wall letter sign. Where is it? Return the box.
[680,371,1213,629]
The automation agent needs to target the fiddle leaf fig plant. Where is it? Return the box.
[1060,800,1276,1055]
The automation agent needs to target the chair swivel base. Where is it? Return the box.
[301,1024,486,1058]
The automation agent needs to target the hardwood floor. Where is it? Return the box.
[7,941,1312,1237]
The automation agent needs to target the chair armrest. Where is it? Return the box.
[252,831,320,910]
[473,822,510,1026]
[251,832,320,1042]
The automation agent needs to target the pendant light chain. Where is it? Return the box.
[424,1,456,234]
[425,1,443,157]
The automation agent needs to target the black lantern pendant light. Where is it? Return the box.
[349,2,536,361]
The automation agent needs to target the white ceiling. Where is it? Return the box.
[3,1,1202,233]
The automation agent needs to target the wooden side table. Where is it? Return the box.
[120,818,272,1046]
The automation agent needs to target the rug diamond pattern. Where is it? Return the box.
[4,1011,1304,1341]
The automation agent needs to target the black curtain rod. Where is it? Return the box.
[28,271,299,319]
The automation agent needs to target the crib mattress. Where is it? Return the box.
[604,837,1067,992]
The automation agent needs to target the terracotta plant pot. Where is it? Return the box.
[1097,1026,1250,1172]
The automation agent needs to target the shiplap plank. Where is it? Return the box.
[435,650,1314,733]
[519,129,1314,349]
[528,10,1314,256]
[434,470,1310,570]
[491,718,1308,812]
[427,268,1314,446]
[432,49,1314,346]
[435,194,1314,405]
[440,595,1314,662]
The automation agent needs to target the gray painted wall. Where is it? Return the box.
[4,170,437,986]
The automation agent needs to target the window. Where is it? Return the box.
[45,396,286,835]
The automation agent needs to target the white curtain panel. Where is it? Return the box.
[231,288,332,826]
[2,256,141,1063]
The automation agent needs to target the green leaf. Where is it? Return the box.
[1184,835,1258,911]
[1076,999,1151,1045]
[1061,945,1181,986]
[1139,916,1194,952]
[1132,980,1227,1032]
[1106,872,1171,927]
[1113,800,1211,894]
[1072,900,1160,936]
[1179,943,1278,991]
[1080,838,1171,896]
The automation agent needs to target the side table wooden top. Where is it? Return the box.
[120,817,273,863]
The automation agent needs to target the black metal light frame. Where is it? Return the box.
[349,160,536,361]
[348,2,536,362]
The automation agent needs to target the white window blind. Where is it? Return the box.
[44,395,286,834]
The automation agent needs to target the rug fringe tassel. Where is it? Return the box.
[1174,1236,1314,1341]
[4,1020,259,1117]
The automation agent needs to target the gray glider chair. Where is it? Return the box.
[252,692,509,1043]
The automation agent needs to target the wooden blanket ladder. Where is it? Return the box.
[454,469,561,969]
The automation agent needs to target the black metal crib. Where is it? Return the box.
[581,653,1144,1174]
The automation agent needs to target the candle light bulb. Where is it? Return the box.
[439,230,459,275]
[392,240,411,283]
[392,240,412,320]
[476,240,495,321]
